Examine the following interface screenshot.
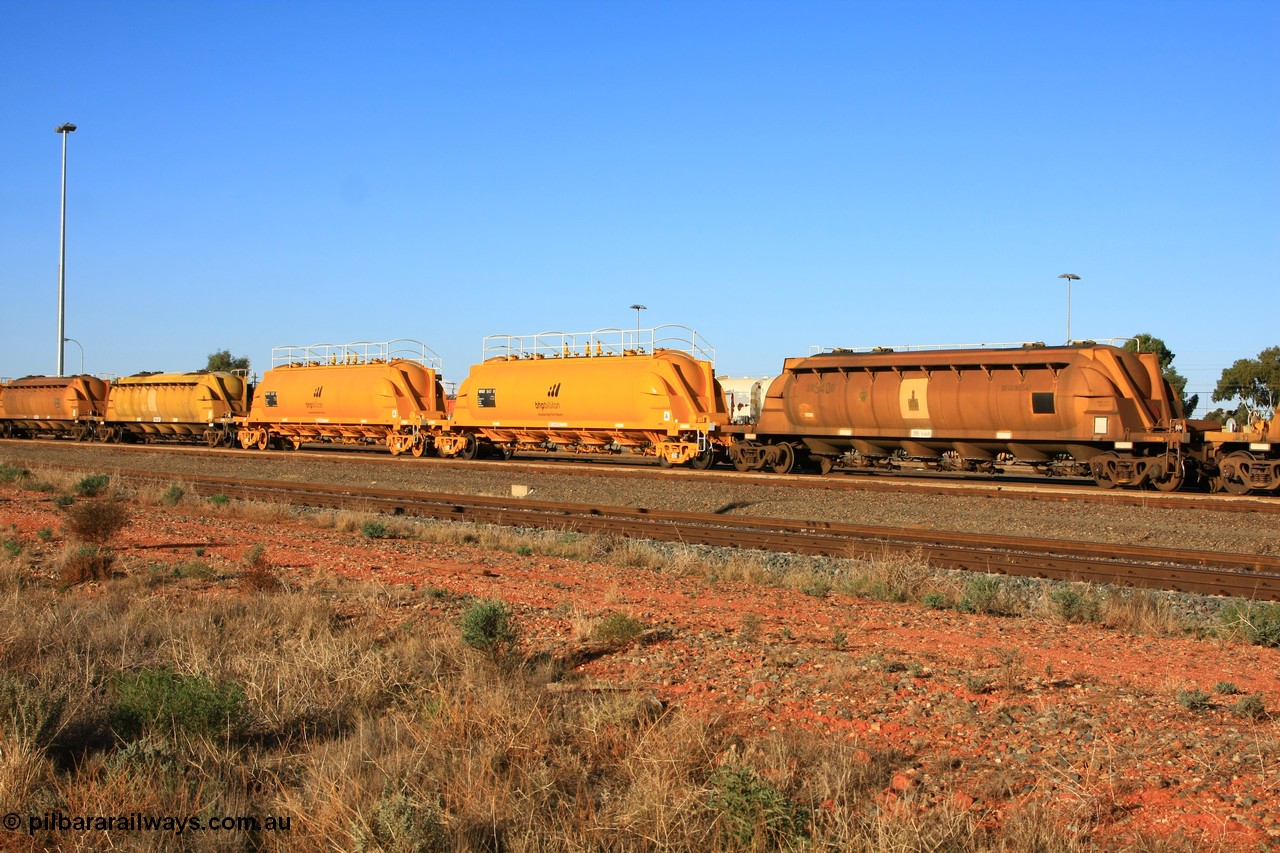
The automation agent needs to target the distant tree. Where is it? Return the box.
[1123,333,1198,416]
[206,349,250,373]
[1202,403,1252,427]
[1212,346,1280,424]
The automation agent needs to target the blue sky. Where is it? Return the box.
[3,1,1276,414]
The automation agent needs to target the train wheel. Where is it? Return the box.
[497,444,515,461]
[459,435,480,461]
[1221,452,1255,496]
[690,447,715,470]
[817,456,834,475]
[1149,457,1185,493]
[411,436,427,458]
[255,431,270,451]
[770,443,795,475]
[1090,452,1120,489]
[287,438,303,451]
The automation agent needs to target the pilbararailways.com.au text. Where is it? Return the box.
[5,811,292,836]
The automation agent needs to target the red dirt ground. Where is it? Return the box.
[3,485,1279,851]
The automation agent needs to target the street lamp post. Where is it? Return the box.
[63,337,84,374]
[55,122,77,377]
[1058,273,1080,344]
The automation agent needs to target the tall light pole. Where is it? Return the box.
[629,304,646,343]
[55,122,77,377]
[1058,273,1080,344]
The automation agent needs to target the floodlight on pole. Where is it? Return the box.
[1058,273,1081,344]
[55,122,77,377]
[629,304,646,333]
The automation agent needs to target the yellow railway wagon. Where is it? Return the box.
[102,371,249,446]
[238,341,448,456]
[443,326,729,467]
[0,375,109,440]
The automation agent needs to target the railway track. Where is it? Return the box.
[4,438,1277,514]
[106,471,1280,602]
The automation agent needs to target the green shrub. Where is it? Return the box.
[2,538,21,558]
[1231,694,1267,720]
[1175,688,1210,712]
[109,667,247,742]
[515,545,534,556]
[1215,682,1241,695]
[591,612,646,647]
[460,599,517,651]
[160,484,185,506]
[799,576,832,598]
[209,494,230,508]
[351,790,444,853]
[922,592,949,609]
[53,494,74,510]
[361,520,389,540]
[171,560,216,579]
[1220,601,1280,647]
[959,575,1002,614]
[36,527,52,541]
[73,473,111,497]
[0,674,66,744]
[0,463,29,484]
[707,766,808,848]
[1050,587,1100,623]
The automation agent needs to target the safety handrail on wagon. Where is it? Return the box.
[807,337,1136,355]
[271,340,443,370]
[483,325,715,366]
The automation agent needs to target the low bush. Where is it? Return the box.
[360,520,389,540]
[460,599,517,651]
[960,575,1003,614]
[1231,694,1267,720]
[73,473,111,497]
[1050,587,1101,623]
[351,791,445,853]
[591,612,647,647]
[63,498,131,545]
[1220,601,1280,647]
[109,667,247,742]
[0,462,29,483]
[1175,688,1210,712]
[707,766,809,848]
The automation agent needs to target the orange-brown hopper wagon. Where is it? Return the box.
[441,325,730,467]
[0,374,109,440]
[100,371,249,446]
[238,340,448,456]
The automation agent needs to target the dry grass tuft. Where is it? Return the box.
[1101,588,1190,637]
[56,544,116,586]
[239,543,282,592]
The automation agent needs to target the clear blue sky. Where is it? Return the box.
[4,1,1276,414]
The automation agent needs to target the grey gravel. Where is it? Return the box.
[3,440,1276,557]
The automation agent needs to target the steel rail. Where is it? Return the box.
[110,471,1280,602]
